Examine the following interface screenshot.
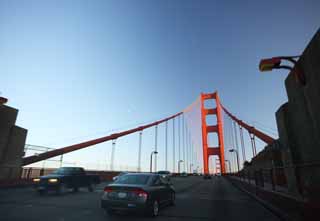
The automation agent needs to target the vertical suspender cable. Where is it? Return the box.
[233,121,240,167]
[173,118,175,173]
[249,132,257,157]
[249,132,256,157]
[239,126,247,162]
[138,131,143,172]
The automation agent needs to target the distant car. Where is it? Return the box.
[101,173,175,217]
[156,171,171,181]
[203,174,212,179]
[32,167,100,195]
[180,172,188,177]
[112,172,128,181]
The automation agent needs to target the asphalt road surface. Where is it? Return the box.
[0,176,281,221]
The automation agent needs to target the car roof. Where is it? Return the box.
[124,172,157,176]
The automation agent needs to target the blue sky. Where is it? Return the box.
[1,0,319,172]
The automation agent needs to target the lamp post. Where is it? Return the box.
[178,160,184,174]
[0,97,8,105]
[150,151,158,173]
[225,160,231,173]
[229,149,240,172]
[259,55,305,85]
[190,163,193,174]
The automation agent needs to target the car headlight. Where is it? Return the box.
[48,178,59,183]
[33,178,40,182]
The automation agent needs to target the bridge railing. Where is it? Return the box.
[227,161,320,200]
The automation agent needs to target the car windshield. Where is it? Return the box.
[113,174,150,185]
[51,168,79,175]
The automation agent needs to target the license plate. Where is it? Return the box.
[38,186,45,190]
[118,192,127,198]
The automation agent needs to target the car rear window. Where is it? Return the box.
[114,174,150,185]
[157,171,170,174]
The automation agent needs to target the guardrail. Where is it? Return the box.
[230,161,320,199]
[226,162,320,221]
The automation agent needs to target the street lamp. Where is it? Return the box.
[229,149,240,172]
[150,151,158,172]
[190,163,193,174]
[225,160,231,173]
[0,97,8,105]
[259,55,305,85]
[178,160,184,174]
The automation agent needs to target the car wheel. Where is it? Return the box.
[37,189,46,196]
[72,187,79,193]
[88,183,95,192]
[56,184,68,195]
[105,209,115,216]
[149,200,159,217]
[170,192,175,206]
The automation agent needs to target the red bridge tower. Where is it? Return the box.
[200,92,226,174]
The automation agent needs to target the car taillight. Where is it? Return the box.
[104,187,113,193]
[133,189,148,201]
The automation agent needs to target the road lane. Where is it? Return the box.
[0,176,281,221]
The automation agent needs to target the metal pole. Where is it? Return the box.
[225,160,231,173]
[110,140,116,171]
[235,150,240,172]
[150,152,153,173]
[154,125,158,172]
[182,114,185,172]
[173,118,175,173]
[60,154,63,167]
[178,115,181,162]
[138,131,143,172]
[165,121,168,171]
[233,121,240,165]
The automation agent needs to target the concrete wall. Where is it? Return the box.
[275,29,320,201]
[0,104,27,180]
[244,29,320,201]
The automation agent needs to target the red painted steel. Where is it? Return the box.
[200,92,226,174]
[220,104,275,145]
[22,112,182,166]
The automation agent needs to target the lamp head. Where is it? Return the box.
[259,57,281,72]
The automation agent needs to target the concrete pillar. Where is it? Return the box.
[0,104,27,180]
[276,103,300,197]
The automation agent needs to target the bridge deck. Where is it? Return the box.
[0,176,280,221]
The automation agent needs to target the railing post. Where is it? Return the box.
[270,168,275,191]
[294,165,304,198]
[27,167,32,179]
[260,169,264,188]
[40,168,44,176]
